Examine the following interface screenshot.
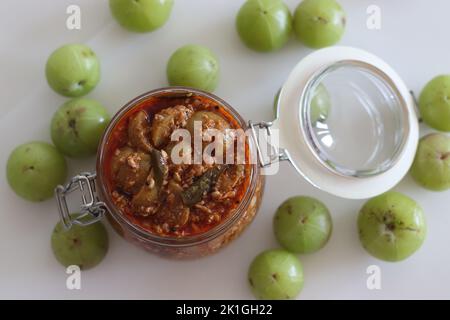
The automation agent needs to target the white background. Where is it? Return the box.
[0,0,449,299]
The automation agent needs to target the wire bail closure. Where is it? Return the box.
[55,172,106,229]
[248,120,289,168]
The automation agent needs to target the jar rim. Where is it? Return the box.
[96,86,259,247]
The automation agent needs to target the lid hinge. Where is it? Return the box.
[248,121,289,168]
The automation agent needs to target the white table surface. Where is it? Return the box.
[1,0,449,300]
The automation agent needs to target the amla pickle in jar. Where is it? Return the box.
[57,88,264,259]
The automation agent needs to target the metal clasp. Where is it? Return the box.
[55,172,106,229]
[248,121,289,168]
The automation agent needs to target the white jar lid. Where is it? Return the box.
[272,46,419,199]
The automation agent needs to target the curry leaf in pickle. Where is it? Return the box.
[181,165,227,206]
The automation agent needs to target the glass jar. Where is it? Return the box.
[56,46,419,258]
[56,87,265,259]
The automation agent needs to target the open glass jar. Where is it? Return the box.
[56,47,419,259]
